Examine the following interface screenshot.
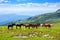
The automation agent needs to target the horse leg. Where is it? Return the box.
[25,26,27,29]
[42,25,44,27]
[28,26,30,29]
[8,26,9,29]
[16,26,18,29]
[32,27,34,28]
[32,26,35,28]
[20,25,21,28]
[48,25,51,28]
[36,26,37,29]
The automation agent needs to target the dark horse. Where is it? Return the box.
[8,24,15,29]
[8,24,23,29]
[16,24,23,29]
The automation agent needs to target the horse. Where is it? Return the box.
[24,24,31,29]
[31,24,40,28]
[41,23,52,28]
[24,24,40,29]
[8,24,15,29]
[16,24,23,29]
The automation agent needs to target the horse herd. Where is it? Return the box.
[8,23,53,29]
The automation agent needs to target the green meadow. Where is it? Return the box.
[0,23,60,40]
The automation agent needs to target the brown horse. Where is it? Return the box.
[24,24,31,29]
[32,24,40,28]
[24,24,40,29]
[41,23,52,28]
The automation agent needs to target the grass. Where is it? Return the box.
[0,23,60,40]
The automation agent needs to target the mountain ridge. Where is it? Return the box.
[0,9,60,25]
[16,9,60,24]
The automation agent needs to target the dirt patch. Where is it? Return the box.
[13,31,45,38]
[43,34,55,39]
[13,35,28,38]
[13,33,28,38]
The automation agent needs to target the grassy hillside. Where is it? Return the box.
[0,23,60,40]
[45,18,60,23]
[16,12,60,24]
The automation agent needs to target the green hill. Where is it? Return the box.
[16,9,60,24]
[45,18,60,23]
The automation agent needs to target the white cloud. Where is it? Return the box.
[0,0,4,2]
[0,0,9,3]
[0,2,60,16]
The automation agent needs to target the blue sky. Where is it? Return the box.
[0,0,60,4]
[0,0,60,16]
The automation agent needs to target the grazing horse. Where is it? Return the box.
[16,24,23,29]
[8,24,15,29]
[24,24,31,29]
[24,24,40,29]
[41,23,52,28]
[32,24,40,28]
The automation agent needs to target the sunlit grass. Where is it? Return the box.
[0,23,60,40]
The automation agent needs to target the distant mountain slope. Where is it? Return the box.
[16,9,60,24]
[56,9,60,13]
[45,18,60,23]
[0,14,30,25]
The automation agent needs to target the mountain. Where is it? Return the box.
[1,9,60,25]
[16,9,60,24]
[0,14,30,25]
[56,9,60,13]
